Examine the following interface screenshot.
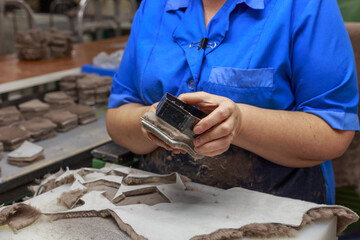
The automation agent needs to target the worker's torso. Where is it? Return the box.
[129,0,345,204]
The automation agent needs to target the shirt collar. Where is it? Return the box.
[165,0,264,11]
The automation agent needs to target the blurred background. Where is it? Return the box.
[0,0,358,55]
[1,0,139,55]
[338,0,360,22]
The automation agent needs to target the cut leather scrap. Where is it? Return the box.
[7,141,44,166]
[2,166,357,239]
[55,169,79,185]
[122,172,178,185]
[60,189,88,209]
[19,118,57,141]
[83,175,123,189]
[34,169,65,195]
[191,207,355,240]
[0,203,41,232]
[141,112,203,159]
[0,215,130,240]
[115,191,170,207]
[44,110,78,132]
[0,126,29,151]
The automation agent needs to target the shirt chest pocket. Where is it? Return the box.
[202,67,274,108]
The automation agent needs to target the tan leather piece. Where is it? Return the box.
[44,110,78,132]
[19,118,57,141]
[0,126,29,151]
[0,106,23,127]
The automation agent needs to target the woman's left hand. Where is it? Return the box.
[141,102,186,154]
[178,91,242,157]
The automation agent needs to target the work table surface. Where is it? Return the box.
[0,36,128,84]
[0,36,128,203]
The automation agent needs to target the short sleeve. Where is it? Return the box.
[108,1,145,109]
[291,0,360,130]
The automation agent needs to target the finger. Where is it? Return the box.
[148,133,185,154]
[152,102,159,109]
[194,134,232,156]
[141,126,153,140]
[178,92,218,110]
[148,133,171,150]
[198,148,229,157]
[171,149,186,154]
[172,148,187,154]
[194,117,235,147]
[193,101,232,134]
[173,149,181,154]
[148,102,159,113]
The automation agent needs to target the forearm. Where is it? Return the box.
[106,103,158,154]
[234,104,354,168]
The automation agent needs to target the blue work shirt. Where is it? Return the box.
[109,0,360,204]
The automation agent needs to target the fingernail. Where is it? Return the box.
[195,138,201,146]
[194,126,202,134]
[194,147,201,153]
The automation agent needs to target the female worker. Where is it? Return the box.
[106,0,359,204]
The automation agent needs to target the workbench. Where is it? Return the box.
[0,110,111,203]
[0,36,128,204]
[0,165,351,240]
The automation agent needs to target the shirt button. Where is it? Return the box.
[187,79,195,90]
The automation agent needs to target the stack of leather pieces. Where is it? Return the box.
[7,141,44,167]
[47,28,73,58]
[0,106,23,127]
[77,75,98,105]
[44,91,74,109]
[19,118,57,142]
[44,110,78,132]
[18,99,50,120]
[0,126,29,151]
[96,76,113,104]
[60,74,86,102]
[0,142,3,160]
[65,104,97,125]
[15,28,49,61]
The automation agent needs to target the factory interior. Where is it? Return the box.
[0,0,360,239]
